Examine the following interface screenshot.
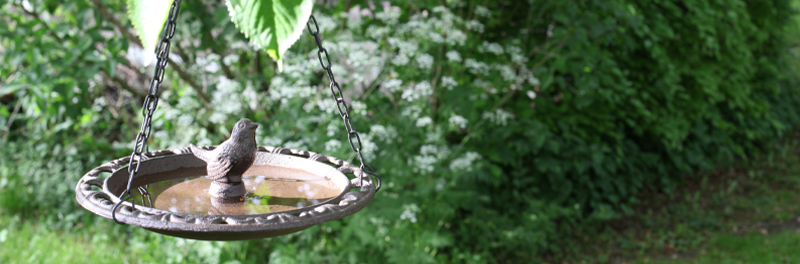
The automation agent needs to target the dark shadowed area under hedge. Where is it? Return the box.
[2,0,800,262]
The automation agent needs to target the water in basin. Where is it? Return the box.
[130,166,342,215]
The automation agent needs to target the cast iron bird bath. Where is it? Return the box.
[75,1,380,241]
[75,146,376,240]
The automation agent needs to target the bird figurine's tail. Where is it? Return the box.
[189,144,211,163]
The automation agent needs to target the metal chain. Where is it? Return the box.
[306,15,382,192]
[112,0,182,224]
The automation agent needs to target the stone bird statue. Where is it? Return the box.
[190,118,259,198]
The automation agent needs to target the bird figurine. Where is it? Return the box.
[190,118,259,198]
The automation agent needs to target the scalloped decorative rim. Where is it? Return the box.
[75,145,376,241]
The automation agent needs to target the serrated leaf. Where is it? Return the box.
[226,0,313,71]
[126,0,174,64]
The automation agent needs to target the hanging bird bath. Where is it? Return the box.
[76,146,376,240]
[75,1,380,241]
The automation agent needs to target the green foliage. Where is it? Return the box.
[126,0,175,55]
[226,0,314,70]
[1,0,800,263]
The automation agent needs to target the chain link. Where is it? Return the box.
[306,15,382,192]
[112,0,182,224]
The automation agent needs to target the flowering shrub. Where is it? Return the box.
[2,0,800,262]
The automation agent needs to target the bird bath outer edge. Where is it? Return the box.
[75,145,376,241]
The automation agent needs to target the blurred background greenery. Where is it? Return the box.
[4,0,800,263]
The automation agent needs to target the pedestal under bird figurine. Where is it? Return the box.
[190,118,259,198]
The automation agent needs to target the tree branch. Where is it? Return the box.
[1,99,22,139]
[90,0,211,106]
[105,72,146,98]
[174,42,193,65]
[168,57,212,105]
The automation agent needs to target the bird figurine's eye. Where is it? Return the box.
[239,122,245,128]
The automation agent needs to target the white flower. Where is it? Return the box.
[435,178,446,191]
[445,30,467,46]
[375,8,402,25]
[400,204,421,223]
[401,81,433,101]
[416,116,433,127]
[446,50,461,62]
[313,13,339,33]
[383,79,403,93]
[366,25,390,39]
[317,98,337,114]
[448,115,468,129]
[416,53,434,70]
[506,46,528,65]
[392,53,410,66]
[242,86,258,110]
[209,112,228,124]
[261,136,283,146]
[511,53,528,65]
[428,32,444,43]
[324,139,342,152]
[528,76,541,86]
[195,138,213,147]
[466,20,484,33]
[527,91,537,99]
[465,59,490,75]
[177,114,194,127]
[360,137,378,161]
[371,217,388,235]
[302,100,316,113]
[223,54,240,65]
[441,76,457,90]
[351,101,367,116]
[176,93,200,109]
[210,76,244,114]
[496,65,517,82]
[412,155,437,173]
[401,105,422,119]
[388,38,419,55]
[347,50,371,67]
[425,131,442,143]
[474,6,491,17]
[420,144,438,156]
[481,41,504,55]
[307,114,326,123]
[482,109,515,126]
[450,151,481,172]
[326,121,339,137]
[431,6,449,13]
[269,83,315,101]
[346,9,364,29]
[369,124,399,143]
[284,139,306,150]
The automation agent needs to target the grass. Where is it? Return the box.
[0,215,127,263]
[641,230,800,264]
[565,134,800,263]
[0,214,260,264]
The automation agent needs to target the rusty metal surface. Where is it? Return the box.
[75,145,376,241]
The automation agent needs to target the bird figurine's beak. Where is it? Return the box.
[250,123,259,130]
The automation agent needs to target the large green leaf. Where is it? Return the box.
[226,0,313,71]
[126,0,175,61]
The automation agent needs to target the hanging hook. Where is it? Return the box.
[111,190,133,224]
